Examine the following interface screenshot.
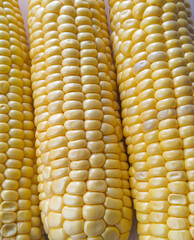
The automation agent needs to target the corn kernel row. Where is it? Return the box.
[97,0,133,236]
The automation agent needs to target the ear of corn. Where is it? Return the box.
[0,0,43,239]
[28,0,132,239]
[109,0,194,240]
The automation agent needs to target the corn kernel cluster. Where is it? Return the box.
[109,0,194,239]
[0,0,43,239]
[28,0,132,239]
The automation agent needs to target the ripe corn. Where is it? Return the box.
[0,0,43,239]
[28,0,132,239]
[109,0,194,240]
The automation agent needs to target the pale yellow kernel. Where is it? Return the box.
[167,217,189,230]
[68,148,90,161]
[149,212,168,223]
[69,170,88,181]
[66,181,86,195]
[168,194,188,205]
[65,120,84,130]
[89,153,105,167]
[86,130,102,141]
[17,210,31,221]
[48,212,63,228]
[0,201,18,212]
[49,195,63,212]
[107,188,123,199]
[87,140,104,153]
[17,222,31,234]
[49,228,68,240]
[150,224,168,237]
[83,205,105,220]
[70,160,89,170]
[88,168,105,180]
[149,188,169,200]
[132,3,147,20]
[30,227,42,239]
[104,209,121,225]
[0,212,16,224]
[63,220,84,236]
[50,158,69,169]
[83,192,105,205]
[167,171,186,182]
[116,218,131,234]
[150,201,169,212]
[52,176,70,195]
[66,130,85,141]
[168,182,188,194]
[87,180,107,192]
[62,206,82,220]
[1,223,17,237]
[1,190,18,201]
[84,219,106,236]
[49,147,68,161]
[136,202,150,214]
[104,197,122,209]
[63,194,83,207]
[168,230,192,240]
[149,178,167,188]
[144,130,159,143]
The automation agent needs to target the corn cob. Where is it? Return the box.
[28,0,132,239]
[0,0,42,239]
[109,0,194,240]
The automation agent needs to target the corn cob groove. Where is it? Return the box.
[0,0,42,239]
[109,0,194,240]
[28,0,132,239]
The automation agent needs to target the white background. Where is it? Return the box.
[18,0,194,239]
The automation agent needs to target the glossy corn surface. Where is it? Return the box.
[109,0,194,239]
[0,0,43,239]
[28,0,132,239]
